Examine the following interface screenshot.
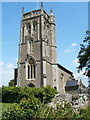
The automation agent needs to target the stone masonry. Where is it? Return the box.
[15,3,73,94]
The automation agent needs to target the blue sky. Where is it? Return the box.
[1,2,88,86]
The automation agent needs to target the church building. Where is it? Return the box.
[15,3,73,94]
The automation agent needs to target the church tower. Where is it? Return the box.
[17,3,57,88]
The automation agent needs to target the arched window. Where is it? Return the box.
[27,23,31,34]
[26,57,36,80]
[60,73,65,89]
[33,21,37,31]
[27,38,34,54]
[30,40,34,52]
[54,86,57,90]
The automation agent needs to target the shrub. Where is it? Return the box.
[2,99,89,119]
[78,107,89,119]
[2,97,41,120]
[2,86,20,103]
[34,86,57,103]
[8,79,14,87]
[2,86,35,103]
[2,86,57,103]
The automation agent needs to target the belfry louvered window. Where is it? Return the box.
[27,23,31,34]
[33,21,37,31]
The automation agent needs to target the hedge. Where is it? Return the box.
[2,86,57,103]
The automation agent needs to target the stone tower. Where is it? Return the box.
[17,3,57,88]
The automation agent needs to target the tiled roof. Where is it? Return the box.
[65,80,78,87]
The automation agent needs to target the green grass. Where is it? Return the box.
[2,103,15,112]
[0,102,16,119]
[0,102,16,117]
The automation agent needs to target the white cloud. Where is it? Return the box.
[64,43,78,53]
[0,62,14,87]
[7,63,14,69]
[71,43,78,47]
[64,48,74,53]
[0,61,4,66]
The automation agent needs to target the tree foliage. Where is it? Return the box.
[77,30,90,77]
[8,79,14,87]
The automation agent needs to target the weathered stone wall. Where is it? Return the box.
[17,8,73,93]
[57,66,73,94]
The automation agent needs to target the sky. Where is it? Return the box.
[1,2,89,87]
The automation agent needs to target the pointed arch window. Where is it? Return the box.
[30,40,34,52]
[27,23,31,34]
[60,73,65,89]
[33,21,37,31]
[26,57,36,80]
[27,39,34,54]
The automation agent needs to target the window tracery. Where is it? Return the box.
[26,57,36,80]
[27,38,34,54]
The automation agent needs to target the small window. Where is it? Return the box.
[33,24,36,30]
[44,21,46,29]
[61,73,64,76]
[54,86,57,90]
[33,22,37,31]
[60,73,65,89]
[27,65,30,79]
[27,39,34,54]
[30,41,34,52]
[27,23,31,34]
[60,73,64,79]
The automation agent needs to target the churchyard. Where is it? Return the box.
[0,86,89,119]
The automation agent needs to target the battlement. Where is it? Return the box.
[23,9,41,19]
[23,9,50,21]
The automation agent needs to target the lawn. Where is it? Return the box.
[2,103,15,112]
[0,102,16,118]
